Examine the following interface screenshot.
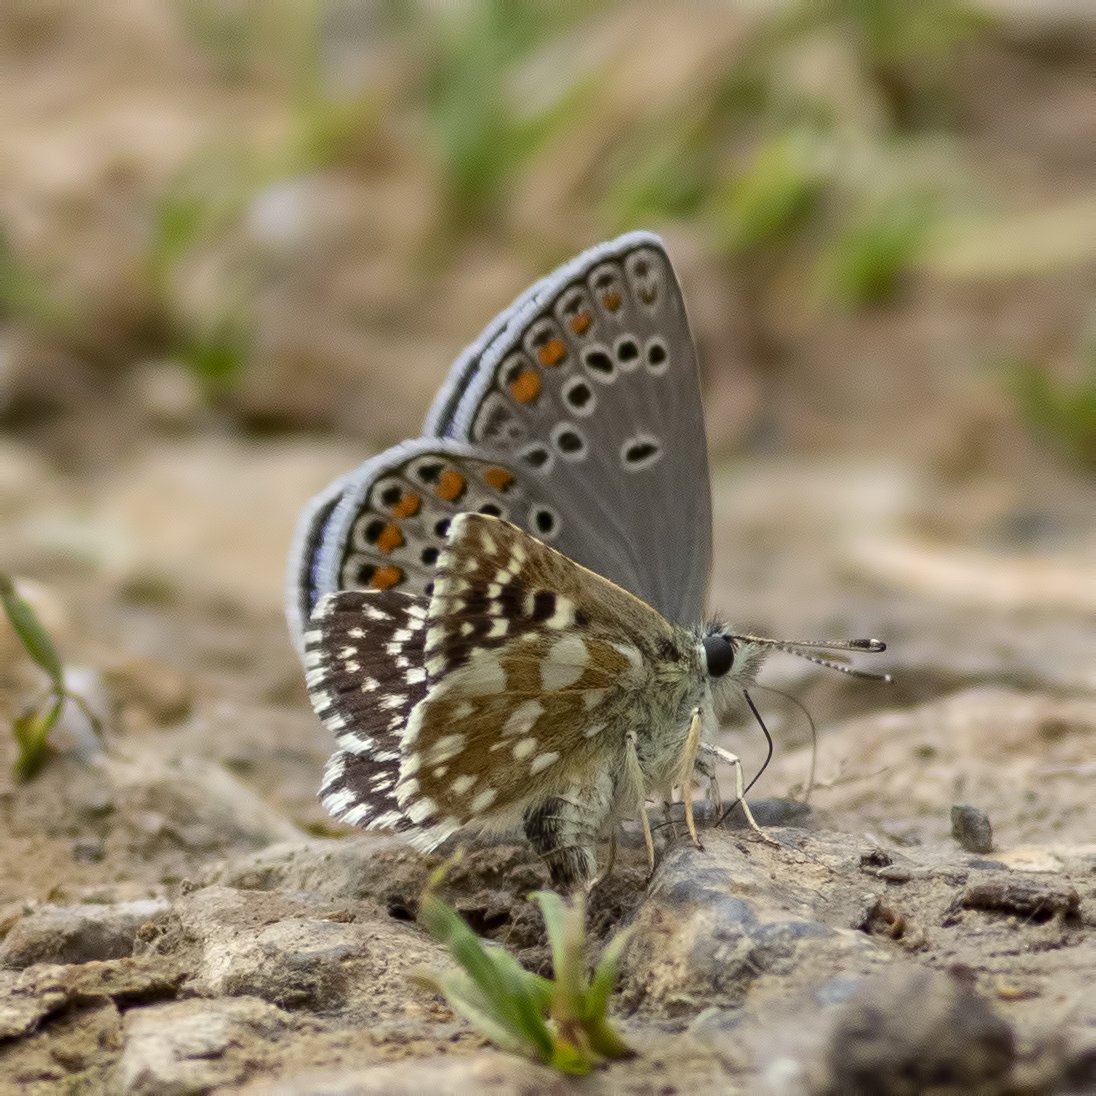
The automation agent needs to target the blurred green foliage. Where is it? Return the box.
[595,0,978,301]
[1011,332,1096,467]
[711,132,825,255]
[0,231,75,334]
[387,0,593,223]
[818,192,937,304]
[149,162,256,390]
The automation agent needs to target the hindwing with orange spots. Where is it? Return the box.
[287,439,568,643]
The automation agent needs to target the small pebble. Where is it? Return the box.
[951,804,994,854]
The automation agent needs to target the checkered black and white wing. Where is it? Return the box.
[305,589,429,831]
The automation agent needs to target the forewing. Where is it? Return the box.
[285,234,714,657]
[392,514,686,849]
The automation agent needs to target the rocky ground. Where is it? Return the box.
[1,437,1093,1094]
[1,3,1095,1093]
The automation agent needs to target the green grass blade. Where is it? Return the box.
[419,891,555,1060]
[581,924,635,1060]
[586,923,634,1019]
[531,890,586,1018]
[412,969,528,1054]
[0,575,64,687]
[547,1040,595,1076]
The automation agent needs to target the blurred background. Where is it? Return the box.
[0,0,1093,826]
[2,10,1095,1086]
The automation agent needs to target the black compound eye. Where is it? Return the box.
[703,634,735,678]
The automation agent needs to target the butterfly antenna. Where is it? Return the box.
[753,683,818,803]
[736,634,893,682]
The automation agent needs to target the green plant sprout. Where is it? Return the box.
[413,867,634,1075]
[0,575,102,781]
[818,192,937,305]
[1010,349,1096,468]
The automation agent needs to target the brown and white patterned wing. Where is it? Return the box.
[392,514,692,850]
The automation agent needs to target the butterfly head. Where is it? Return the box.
[700,626,770,690]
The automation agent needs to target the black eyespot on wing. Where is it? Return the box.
[616,337,639,364]
[582,347,615,379]
[532,507,557,537]
[622,435,662,470]
[522,445,551,469]
[646,338,668,373]
[564,379,593,410]
[554,426,586,457]
[421,546,439,565]
[479,503,502,517]
[434,518,451,538]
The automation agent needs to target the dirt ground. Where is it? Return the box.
[1,3,1094,1094]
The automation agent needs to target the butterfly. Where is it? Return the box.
[289,233,888,889]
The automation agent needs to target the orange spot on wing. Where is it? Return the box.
[375,523,404,554]
[602,290,622,311]
[392,492,421,518]
[537,337,567,367]
[371,565,404,590]
[508,368,541,404]
[436,468,466,502]
[569,311,592,335]
[484,466,515,491]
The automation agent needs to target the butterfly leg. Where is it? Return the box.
[698,742,776,843]
[586,831,618,894]
[695,753,723,818]
[680,706,704,851]
[623,730,656,874]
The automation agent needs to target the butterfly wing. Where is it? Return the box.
[391,514,699,851]
[286,233,712,653]
[305,588,429,831]
[440,232,712,625]
[286,437,568,652]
